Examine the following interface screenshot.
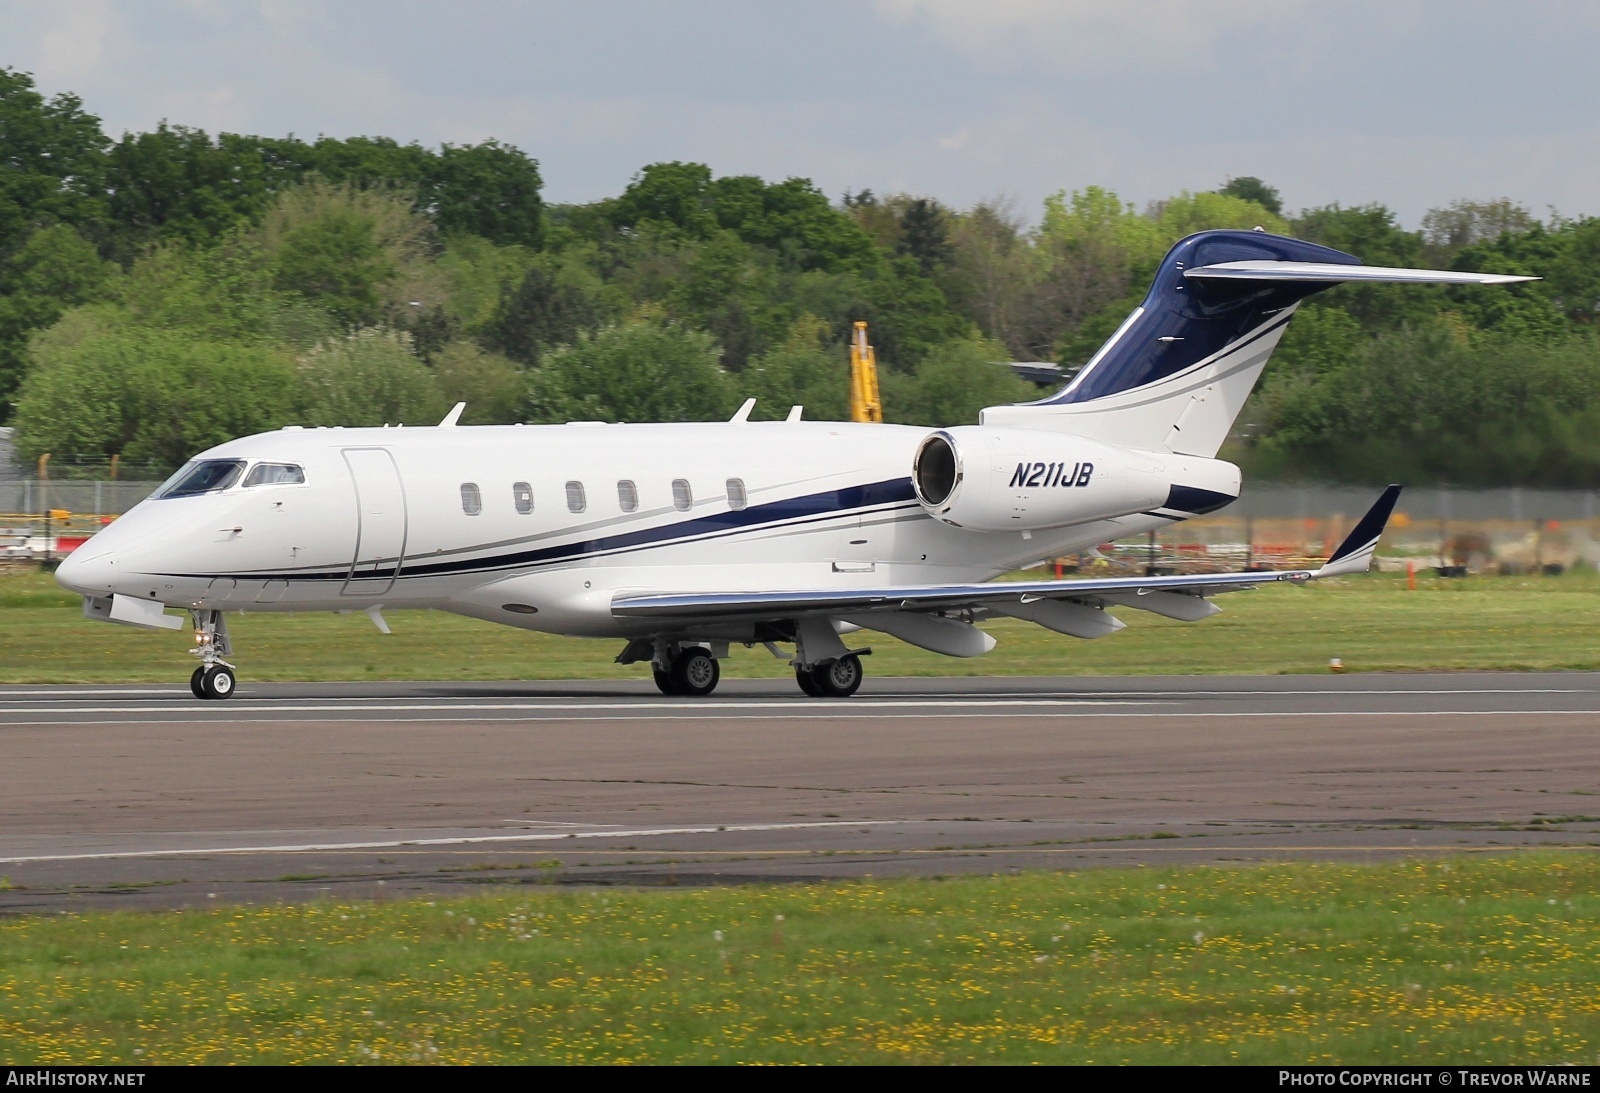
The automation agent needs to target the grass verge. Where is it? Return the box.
[3,569,1600,682]
[1,854,1596,1064]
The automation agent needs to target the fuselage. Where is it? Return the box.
[55,419,1188,639]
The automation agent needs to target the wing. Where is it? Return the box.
[613,486,1402,636]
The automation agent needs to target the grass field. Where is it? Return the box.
[3,567,1600,683]
[0,855,1595,1064]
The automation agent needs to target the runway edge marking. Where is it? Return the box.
[0,819,907,865]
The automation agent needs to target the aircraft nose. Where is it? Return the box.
[54,546,116,597]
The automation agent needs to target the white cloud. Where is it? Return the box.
[25,0,127,89]
[0,0,1595,228]
[872,0,1315,75]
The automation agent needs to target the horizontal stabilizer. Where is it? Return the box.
[1185,261,1535,286]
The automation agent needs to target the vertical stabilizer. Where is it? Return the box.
[980,230,1531,457]
[982,230,1355,455]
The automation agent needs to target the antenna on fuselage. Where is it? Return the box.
[730,398,756,423]
[438,402,466,427]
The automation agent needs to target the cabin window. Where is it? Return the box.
[243,462,306,487]
[726,478,748,511]
[617,480,639,513]
[460,483,482,515]
[156,460,246,498]
[513,481,533,514]
[566,480,587,513]
[672,479,693,511]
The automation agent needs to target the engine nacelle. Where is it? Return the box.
[911,426,1240,532]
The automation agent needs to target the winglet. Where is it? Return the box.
[730,398,756,423]
[439,402,466,427]
[1315,485,1403,577]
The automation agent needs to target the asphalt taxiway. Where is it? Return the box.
[0,673,1595,912]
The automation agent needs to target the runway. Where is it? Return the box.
[0,673,1596,912]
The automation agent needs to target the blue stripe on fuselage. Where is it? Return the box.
[161,477,921,583]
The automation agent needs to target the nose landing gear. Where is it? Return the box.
[188,610,237,700]
[189,663,236,700]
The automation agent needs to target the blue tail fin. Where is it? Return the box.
[980,229,1530,457]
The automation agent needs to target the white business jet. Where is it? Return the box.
[55,229,1530,699]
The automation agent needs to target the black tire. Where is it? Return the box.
[671,647,720,697]
[200,665,236,700]
[795,664,822,697]
[189,666,207,699]
[813,654,863,698]
[653,667,678,695]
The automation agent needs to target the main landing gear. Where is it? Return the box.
[653,645,722,697]
[617,634,868,700]
[188,610,237,700]
[794,654,864,698]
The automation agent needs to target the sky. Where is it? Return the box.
[3,0,1597,228]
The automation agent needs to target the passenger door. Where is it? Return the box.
[341,448,408,596]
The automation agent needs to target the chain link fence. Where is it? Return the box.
[1094,485,1600,576]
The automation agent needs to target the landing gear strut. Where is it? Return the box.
[188,610,237,700]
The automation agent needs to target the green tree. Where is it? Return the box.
[483,260,605,366]
[1246,325,1600,487]
[423,140,545,248]
[1152,191,1289,243]
[115,238,325,346]
[1291,203,1430,328]
[882,336,1033,427]
[665,230,788,370]
[1421,198,1539,262]
[713,175,875,273]
[1543,218,1600,328]
[103,125,284,253]
[1217,176,1283,217]
[736,317,850,422]
[527,319,731,423]
[296,328,443,427]
[0,225,116,415]
[12,323,298,468]
[0,69,108,255]
[431,342,526,425]
[897,197,952,276]
[260,180,440,328]
[939,200,1036,359]
[610,161,717,239]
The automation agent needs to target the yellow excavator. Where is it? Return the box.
[848,320,883,423]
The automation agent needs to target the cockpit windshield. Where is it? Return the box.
[243,462,306,487]
[154,459,246,498]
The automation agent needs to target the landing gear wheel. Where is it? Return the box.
[795,664,822,697]
[189,666,207,699]
[653,667,679,695]
[199,664,236,700]
[670,647,720,697]
[813,654,863,698]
